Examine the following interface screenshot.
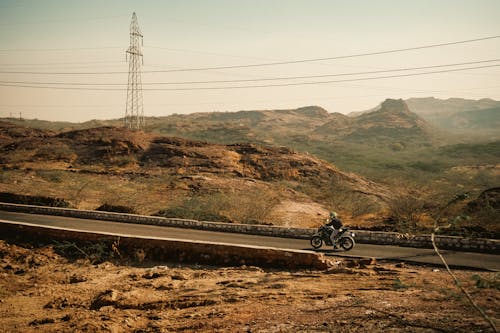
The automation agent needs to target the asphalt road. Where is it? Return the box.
[0,211,498,271]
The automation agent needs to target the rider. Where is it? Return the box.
[326,211,343,248]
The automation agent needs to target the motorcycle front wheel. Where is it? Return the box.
[339,236,355,251]
[310,236,323,249]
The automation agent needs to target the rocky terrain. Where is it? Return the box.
[0,239,498,332]
[1,97,499,233]
[3,98,499,186]
[0,97,499,332]
[0,120,389,227]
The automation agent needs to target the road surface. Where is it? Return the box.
[0,211,498,271]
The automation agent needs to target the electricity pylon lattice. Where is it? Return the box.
[124,12,144,130]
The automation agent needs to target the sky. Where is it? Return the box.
[0,0,499,122]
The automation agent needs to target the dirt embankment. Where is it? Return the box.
[0,240,498,332]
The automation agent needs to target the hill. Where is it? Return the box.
[1,100,438,150]
[405,97,500,116]
[0,122,391,227]
[404,97,500,138]
[3,98,497,191]
[349,97,500,139]
[339,99,435,147]
[146,106,334,146]
[2,100,498,235]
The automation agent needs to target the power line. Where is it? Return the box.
[142,35,500,73]
[1,58,499,86]
[0,104,119,108]
[0,60,122,67]
[0,14,128,27]
[1,84,498,110]
[1,34,498,74]
[0,46,122,53]
[143,44,278,61]
[1,64,499,91]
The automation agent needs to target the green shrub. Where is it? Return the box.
[408,161,448,173]
[36,170,65,183]
[96,203,137,214]
[53,239,120,263]
[0,191,70,208]
[471,274,500,290]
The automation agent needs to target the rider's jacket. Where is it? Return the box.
[326,217,343,229]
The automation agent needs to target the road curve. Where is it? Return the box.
[0,211,498,271]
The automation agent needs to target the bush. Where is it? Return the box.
[36,170,65,183]
[96,203,137,214]
[471,273,500,290]
[223,188,279,224]
[0,192,70,208]
[33,144,75,162]
[53,239,120,264]
[386,193,426,233]
[408,161,448,173]
[113,155,137,167]
[155,188,279,225]
[303,181,381,218]
[155,194,231,222]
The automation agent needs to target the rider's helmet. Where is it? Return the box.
[330,211,338,219]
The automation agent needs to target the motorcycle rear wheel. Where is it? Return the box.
[339,237,355,251]
[310,236,323,249]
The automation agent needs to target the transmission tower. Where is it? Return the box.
[124,12,144,130]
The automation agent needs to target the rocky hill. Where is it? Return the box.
[2,98,497,192]
[1,99,498,232]
[0,122,391,227]
[1,100,437,149]
[348,97,500,138]
[340,99,435,147]
[145,106,335,146]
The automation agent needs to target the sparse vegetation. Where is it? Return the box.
[386,193,427,233]
[0,191,70,208]
[392,278,414,290]
[53,239,121,264]
[0,97,498,236]
[471,273,500,290]
[155,188,279,225]
[32,143,75,162]
[96,203,137,214]
[155,194,232,223]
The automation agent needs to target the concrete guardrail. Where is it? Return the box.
[0,202,498,254]
[0,220,331,270]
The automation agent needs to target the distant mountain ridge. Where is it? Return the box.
[0,98,442,153]
[405,97,500,116]
[351,97,500,136]
[1,97,498,200]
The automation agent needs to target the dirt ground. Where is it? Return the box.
[0,239,498,333]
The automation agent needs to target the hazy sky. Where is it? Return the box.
[0,0,499,122]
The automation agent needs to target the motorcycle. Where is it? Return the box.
[310,225,356,251]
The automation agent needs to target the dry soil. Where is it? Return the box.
[0,240,498,332]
